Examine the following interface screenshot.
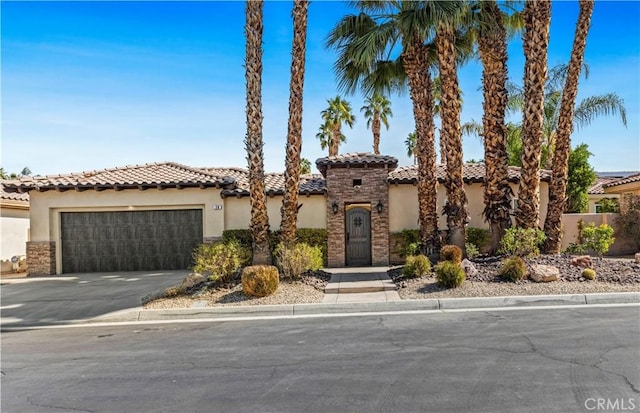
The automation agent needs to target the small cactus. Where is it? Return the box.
[582,268,596,281]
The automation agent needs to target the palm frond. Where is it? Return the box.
[574,94,627,129]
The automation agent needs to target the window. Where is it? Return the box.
[352,179,362,187]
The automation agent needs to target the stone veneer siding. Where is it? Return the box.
[27,241,56,276]
[326,166,391,267]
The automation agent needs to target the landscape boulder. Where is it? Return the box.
[635,253,640,264]
[460,259,478,277]
[180,273,206,291]
[530,264,559,283]
[570,255,592,268]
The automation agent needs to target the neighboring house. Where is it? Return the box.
[0,184,29,273]
[2,154,550,275]
[603,172,640,212]
[588,172,638,213]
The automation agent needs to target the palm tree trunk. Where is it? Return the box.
[436,23,468,250]
[280,0,308,245]
[516,0,551,229]
[245,0,270,264]
[330,124,340,156]
[544,0,594,253]
[479,0,512,253]
[403,37,439,254]
[372,110,381,154]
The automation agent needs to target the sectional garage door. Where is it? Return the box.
[61,209,203,273]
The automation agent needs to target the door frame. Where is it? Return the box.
[344,203,372,266]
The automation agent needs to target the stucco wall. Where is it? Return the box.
[0,207,29,273]
[389,181,550,232]
[560,213,636,255]
[223,194,326,230]
[29,188,225,274]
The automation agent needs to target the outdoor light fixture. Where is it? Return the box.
[376,200,384,213]
[332,201,339,214]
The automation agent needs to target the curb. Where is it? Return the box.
[90,292,640,323]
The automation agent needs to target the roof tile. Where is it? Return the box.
[388,163,552,184]
[603,172,640,189]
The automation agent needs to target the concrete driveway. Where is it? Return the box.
[1,270,188,328]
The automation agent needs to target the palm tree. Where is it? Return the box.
[281,0,309,245]
[319,96,355,156]
[326,1,460,254]
[475,0,515,253]
[244,0,270,264]
[300,158,312,174]
[315,122,336,155]
[515,0,551,230]
[405,131,417,163]
[543,0,594,254]
[435,5,469,250]
[361,93,392,155]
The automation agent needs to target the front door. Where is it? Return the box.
[345,207,371,266]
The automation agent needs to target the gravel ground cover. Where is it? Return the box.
[391,254,640,299]
[145,271,331,309]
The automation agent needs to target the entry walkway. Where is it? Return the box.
[322,267,400,303]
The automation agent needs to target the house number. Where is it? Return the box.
[213,204,223,210]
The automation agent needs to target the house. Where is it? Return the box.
[603,172,640,212]
[0,184,30,273]
[587,172,638,213]
[2,154,550,275]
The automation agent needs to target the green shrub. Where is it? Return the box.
[191,240,250,283]
[274,242,323,279]
[564,243,587,254]
[242,265,279,297]
[465,242,480,259]
[393,229,421,258]
[499,256,527,282]
[499,228,546,257]
[582,268,596,280]
[435,261,465,288]
[581,223,615,257]
[403,255,431,278]
[440,245,463,264]
[222,229,253,249]
[466,228,491,252]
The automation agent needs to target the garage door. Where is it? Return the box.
[61,209,203,273]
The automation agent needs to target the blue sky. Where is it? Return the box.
[2,1,638,176]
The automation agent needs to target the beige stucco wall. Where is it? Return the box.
[28,188,225,274]
[560,213,635,255]
[389,181,550,232]
[1,206,30,273]
[224,194,326,230]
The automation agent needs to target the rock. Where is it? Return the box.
[635,253,640,263]
[570,255,592,268]
[180,273,206,290]
[461,259,478,277]
[530,264,560,283]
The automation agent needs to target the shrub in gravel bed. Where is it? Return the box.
[440,245,463,264]
[582,268,597,280]
[499,228,546,257]
[242,265,279,297]
[274,242,323,279]
[192,240,250,283]
[499,256,527,282]
[435,261,465,288]
[403,255,431,278]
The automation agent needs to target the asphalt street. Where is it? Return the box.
[2,306,639,413]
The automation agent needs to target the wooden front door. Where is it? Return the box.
[345,207,371,266]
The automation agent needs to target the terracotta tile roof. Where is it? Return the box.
[316,152,398,176]
[387,163,552,184]
[603,172,640,189]
[588,177,620,195]
[2,162,235,193]
[220,173,327,198]
[0,182,29,203]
